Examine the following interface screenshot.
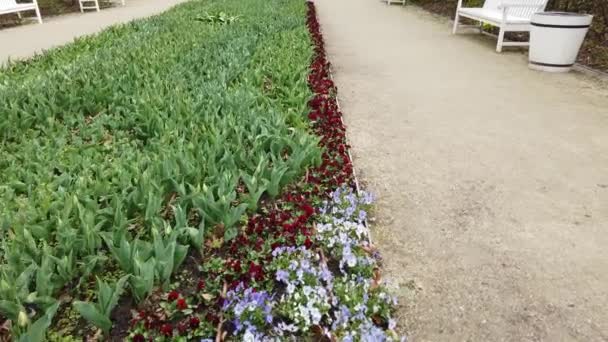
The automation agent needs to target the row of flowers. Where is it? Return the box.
[125,2,403,341]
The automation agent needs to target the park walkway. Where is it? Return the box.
[315,0,608,341]
[0,0,187,64]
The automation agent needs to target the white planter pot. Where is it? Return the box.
[529,12,593,73]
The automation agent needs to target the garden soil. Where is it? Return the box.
[315,0,608,341]
[0,0,187,65]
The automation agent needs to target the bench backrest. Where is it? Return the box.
[0,0,19,10]
[483,0,548,19]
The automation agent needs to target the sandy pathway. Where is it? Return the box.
[315,1,608,341]
[0,0,187,64]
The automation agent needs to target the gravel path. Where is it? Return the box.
[0,0,187,64]
[315,1,608,341]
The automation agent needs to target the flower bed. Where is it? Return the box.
[0,0,403,340]
[125,2,403,341]
[0,0,319,339]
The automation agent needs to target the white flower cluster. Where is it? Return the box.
[316,220,375,274]
[271,247,333,332]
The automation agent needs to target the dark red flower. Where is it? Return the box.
[231,260,242,273]
[229,243,238,254]
[237,235,249,245]
[301,203,315,217]
[304,237,313,249]
[269,212,277,221]
[160,323,173,337]
[197,280,205,291]
[176,298,187,310]
[248,262,264,281]
[206,312,219,325]
[255,237,264,250]
[230,279,241,289]
[167,290,179,302]
[280,212,291,221]
[255,224,264,234]
[308,111,321,121]
[189,316,200,329]
[282,222,294,233]
[296,215,307,225]
[132,334,145,342]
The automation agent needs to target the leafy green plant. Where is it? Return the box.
[267,162,289,198]
[195,11,240,24]
[16,301,60,342]
[101,231,149,274]
[72,275,129,334]
[241,171,268,212]
[173,204,206,253]
[130,255,156,301]
[151,226,188,289]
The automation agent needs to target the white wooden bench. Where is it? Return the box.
[79,0,100,12]
[79,0,125,13]
[0,0,42,24]
[452,0,548,52]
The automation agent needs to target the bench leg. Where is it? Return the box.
[452,12,460,34]
[496,26,505,53]
[34,7,42,23]
[96,0,100,12]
